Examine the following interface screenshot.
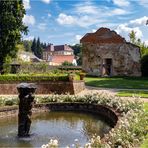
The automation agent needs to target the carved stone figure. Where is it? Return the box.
[17,83,36,137]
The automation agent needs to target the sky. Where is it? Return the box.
[23,0,148,45]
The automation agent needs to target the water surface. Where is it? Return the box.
[0,111,111,147]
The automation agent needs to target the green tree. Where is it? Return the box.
[129,30,136,44]
[31,38,37,53]
[62,61,73,66]
[141,55,148,76]
[70,44,82,65]
[0,0,28,73]
[129,31,148,57]
[23,40,32,52]
[36,37,43,59]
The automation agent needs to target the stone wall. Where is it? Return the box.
[35,103,118,127]
[0,81,85,95]
[0,103,118,127]
[81,28,141,77]
[82,42,141,76]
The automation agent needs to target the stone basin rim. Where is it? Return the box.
[34,102,119,127]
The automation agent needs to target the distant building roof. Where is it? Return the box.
[45,44,73,52]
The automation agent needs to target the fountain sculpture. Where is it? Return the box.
[17,83,36,137]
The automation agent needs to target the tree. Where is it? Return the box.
[31,38,37,53]
[129,31,148,57]
[129,30,136,44]
[0,0,28,73]
[36,37,43,59]
[62,61,73,66]
[141,55,148,76]
[70,44,82,65]
[23,40,32,52]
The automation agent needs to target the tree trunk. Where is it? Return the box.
[0,60,4,74]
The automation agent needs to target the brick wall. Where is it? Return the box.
[0,81,85,95]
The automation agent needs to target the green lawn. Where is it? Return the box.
[141,103,148,148]
[85,77,148,89]
[116,90,148,98]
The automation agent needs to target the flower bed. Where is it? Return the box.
[37,93,147,148]
[0,93,147,147]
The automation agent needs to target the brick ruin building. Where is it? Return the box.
[80,28,141,77]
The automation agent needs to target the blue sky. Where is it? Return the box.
[23,0,148,45]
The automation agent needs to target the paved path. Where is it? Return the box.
[77,86,148,102]
[0,86,148,102]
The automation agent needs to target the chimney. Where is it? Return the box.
[50,44,54,51]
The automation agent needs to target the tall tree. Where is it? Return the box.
[0,0,28,73]
[129,31,148,57]
[23,40,32,52]
[36,37,43,59]
[31,38,37,53]
[129,30,136,44]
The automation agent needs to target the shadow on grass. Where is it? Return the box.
[85,77,148,89]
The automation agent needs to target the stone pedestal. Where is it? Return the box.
[17,83,36,137]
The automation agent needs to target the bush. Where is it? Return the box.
[0,96,18,106]
[4,100,14,106]
[61,61,73,66]
[141,54,148,76]
[0,74,69,82]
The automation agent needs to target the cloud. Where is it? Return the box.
[116,24,143,39]
[56,1,130,28]
[110,8,128,15]
[41,0,51,4]
[23,0,31,10]
[57,13,106,27]
[23,15,35,26]
[92,29,97,33]
[75,35,82,41]
[74,1,98,14]
[37,23,47,31]
[57,13,76,25]
[112,0,130,7]
[145,40,148,46]
[48,13,51,17]
[138,0,148,7]
[48,32,74,39]
[129,16,148,26]
[23,36,34,41]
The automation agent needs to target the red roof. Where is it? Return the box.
[51,55,74,64]
[80,27,126,44]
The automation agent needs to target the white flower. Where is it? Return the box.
[74,139,79,142]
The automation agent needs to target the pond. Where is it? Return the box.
[0,111,111,147]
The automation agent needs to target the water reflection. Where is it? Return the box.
[0,111,111,147]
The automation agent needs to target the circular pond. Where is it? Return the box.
[0,111,111,147]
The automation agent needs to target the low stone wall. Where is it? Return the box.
[0,103,118,127]
[0,80,85,95]
[0,106,18,118]
[35,103,118,127]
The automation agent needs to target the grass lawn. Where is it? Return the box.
[85,77,148,89]
[141,103,148,148]
[116,90,148,98]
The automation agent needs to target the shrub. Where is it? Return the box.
[141,54,148,76]
[4,100,14,106]
[0,74,69,82]
[61,61,73,66]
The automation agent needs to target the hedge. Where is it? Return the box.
[0,74,69,82]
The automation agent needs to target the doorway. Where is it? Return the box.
[102,58,112,76]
